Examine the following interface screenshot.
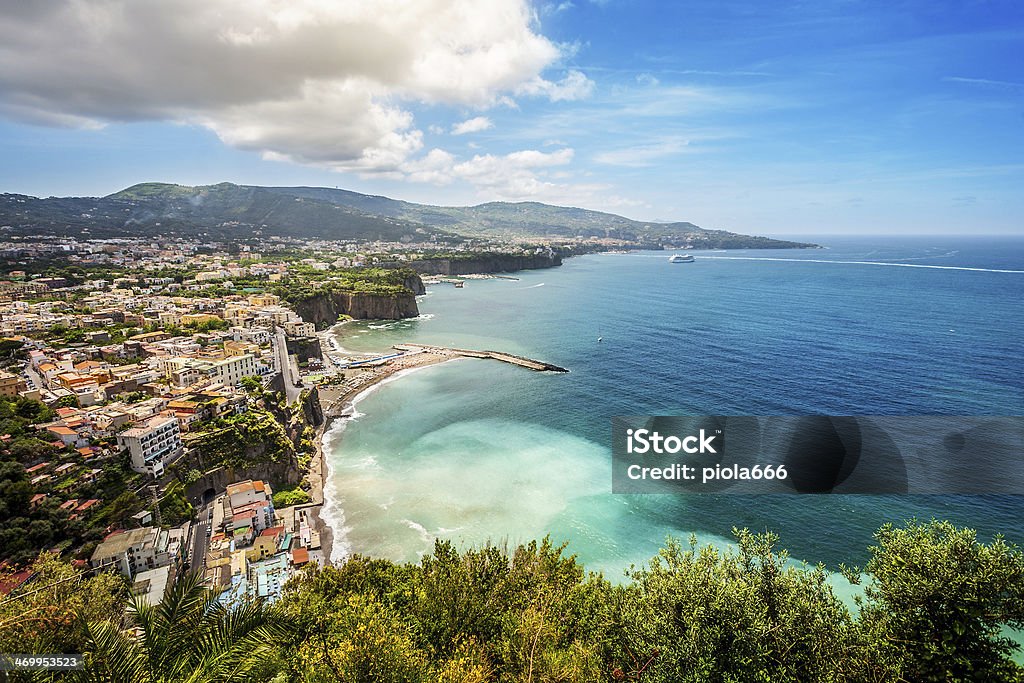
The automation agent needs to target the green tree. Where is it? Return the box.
[854,520,1024,682]
[616,530,853,683]
[239,375,263,395]
[158,481,194,526]
[294,593,428,683]
[0,554,127,658]
[83,571,289,682]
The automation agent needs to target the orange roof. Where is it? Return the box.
[291,548,309,565]
[259,526,285,537]
[47,426,76,436]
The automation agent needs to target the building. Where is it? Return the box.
[131,565,174,606]
[118,413,183,477]
[211,353,259,386]
[162,353,260,388]
[90,527,173,578]
[0,371,27,396]
[224,479,275,543]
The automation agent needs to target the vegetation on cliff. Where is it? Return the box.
[272,266,423,324]
[3,520,1022,681]
[182,408,298,472]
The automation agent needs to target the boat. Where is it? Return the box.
[669,254,695,263]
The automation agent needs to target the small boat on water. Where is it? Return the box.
[669,253,695,263]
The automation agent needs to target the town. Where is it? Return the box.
[0,233,572,605]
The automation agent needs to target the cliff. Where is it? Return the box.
[291,290,419,325]
[285,272,425,325]
[179,388,326,504]
[387,253,563,276]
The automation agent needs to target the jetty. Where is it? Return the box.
[392,344,569,373]
[317,343,567,419]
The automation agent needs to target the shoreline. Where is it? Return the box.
[308,326,465,566]
[305,321,567,566]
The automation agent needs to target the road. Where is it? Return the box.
[188,503,212,573]
[274,326,302,404]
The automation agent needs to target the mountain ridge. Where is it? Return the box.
[0,181,818,248]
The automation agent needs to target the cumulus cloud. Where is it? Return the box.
[0,0,590,174]
[451,116,494,135]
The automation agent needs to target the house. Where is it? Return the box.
[45,425,81,448]
[246,526,287,562]
[0,371,27,396]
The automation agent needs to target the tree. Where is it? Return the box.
[239,376,263,395]
[158,481,194,526]
[83,571,290,682]
[854,520,1024,682]
[0,554,127,658]
[616,530,854,683]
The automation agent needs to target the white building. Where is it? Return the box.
[283,320,316,337]
[118,413,183,477]
[211,354,259,386]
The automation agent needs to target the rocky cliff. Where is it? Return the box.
[287,272,425,325]
[386,252,563,276]
[179,388,326,504]
[291,290,420,325]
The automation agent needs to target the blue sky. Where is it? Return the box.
[0,0,1021,235]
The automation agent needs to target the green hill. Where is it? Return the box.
[0,182,817,248]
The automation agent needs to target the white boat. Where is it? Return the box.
[669,254,695,263]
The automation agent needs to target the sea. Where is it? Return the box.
[321,235,1024,587]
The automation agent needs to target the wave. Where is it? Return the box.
[698,255,1024,274]
[518,282,546,289]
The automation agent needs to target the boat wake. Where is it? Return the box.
[698,255,1024,274]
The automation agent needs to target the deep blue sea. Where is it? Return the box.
[323,236,1024,586]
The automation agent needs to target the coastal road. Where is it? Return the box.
[274,326,302,404]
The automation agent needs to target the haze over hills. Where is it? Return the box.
[0,182,817,248]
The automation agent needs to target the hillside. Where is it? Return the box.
[0,182,818,248]
[0,183,455,242]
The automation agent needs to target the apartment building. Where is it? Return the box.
[117,413,183,477]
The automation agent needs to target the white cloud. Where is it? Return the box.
[516,70,596,101]
[0,0,591,174]
[593,137,694,167]
[451,116,494,135]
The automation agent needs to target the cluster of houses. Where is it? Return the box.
[0,285,331,541]
[88,479,322,606]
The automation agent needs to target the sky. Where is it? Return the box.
[0,0,1022,236]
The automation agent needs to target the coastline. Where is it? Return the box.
[307,326,465,566]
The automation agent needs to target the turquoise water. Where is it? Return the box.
[323,236,1024,579]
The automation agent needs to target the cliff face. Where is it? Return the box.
[403,272,427,295]
[292,290,420,325]
[395,253,563,276]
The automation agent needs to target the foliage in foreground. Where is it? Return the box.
[0,520,1022,682]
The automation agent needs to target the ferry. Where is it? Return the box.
[669,253,695,263]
